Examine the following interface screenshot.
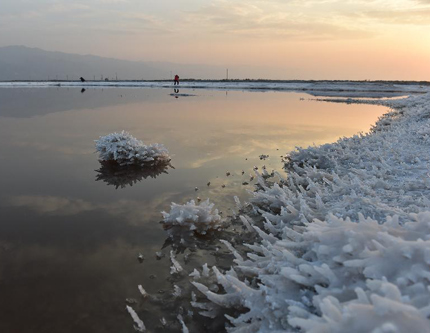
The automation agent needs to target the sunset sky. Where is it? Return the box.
[1,0,429,80]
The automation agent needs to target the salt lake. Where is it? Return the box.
[0,87,388,332]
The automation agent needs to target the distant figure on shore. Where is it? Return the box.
[80,77,86,82]
[174,74,179,85]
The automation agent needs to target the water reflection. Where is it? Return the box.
[5,193,180,227]
[0,87,169,118]
[95,160,174,189]
[162,225,225,254]
[0,87,388,332]
[169,88,196,98]
[7,195,94,216]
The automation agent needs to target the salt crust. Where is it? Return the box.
[191,93,430,332]
[162,199,224,235]
[95,131,170,167]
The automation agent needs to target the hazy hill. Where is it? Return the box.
[0,46,227,81]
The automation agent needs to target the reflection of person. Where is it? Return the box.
[172,88,179,98]
[174,74,179,85]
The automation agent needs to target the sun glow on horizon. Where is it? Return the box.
[0,0,429,80]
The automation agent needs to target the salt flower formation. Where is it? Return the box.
[95,131,170,167]
[162,199,224,234]
[190,93,430,332]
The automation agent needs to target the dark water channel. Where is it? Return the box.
[0,87,387,333]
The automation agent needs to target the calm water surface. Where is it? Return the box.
[0,88,387,333]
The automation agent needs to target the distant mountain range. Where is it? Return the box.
[0,45,228,81]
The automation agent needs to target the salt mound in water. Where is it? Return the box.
[161,199,224,234]
[95,131,170,167]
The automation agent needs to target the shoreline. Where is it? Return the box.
[190,93,430,331]
[0,80,428,98]
[2,79,429,331]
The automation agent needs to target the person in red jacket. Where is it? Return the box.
[174,74,179,85]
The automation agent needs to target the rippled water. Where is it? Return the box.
[0,87,387,332]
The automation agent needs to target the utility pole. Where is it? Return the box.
[226,69,229,80]
[116,73,118,81]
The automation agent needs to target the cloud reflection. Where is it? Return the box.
[7,195,94,216]
[5,194,178,226]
